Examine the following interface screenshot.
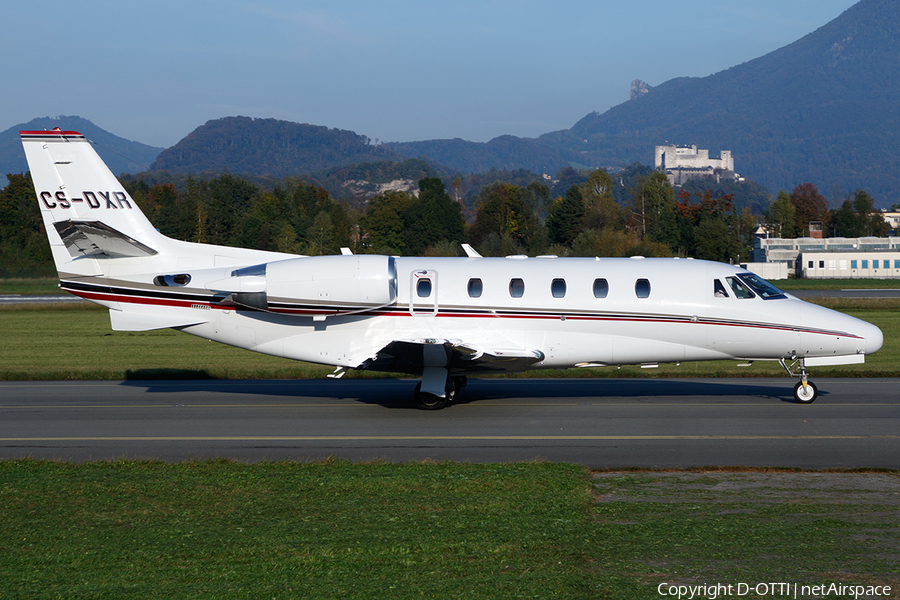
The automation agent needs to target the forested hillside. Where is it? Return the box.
[384,135,582,175]
[151,117,406,177]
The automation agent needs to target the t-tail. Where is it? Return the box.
[21,129,171,277]
[20,129,295,329]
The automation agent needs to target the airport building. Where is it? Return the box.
[798,251,900,279]
[751,236,900,278]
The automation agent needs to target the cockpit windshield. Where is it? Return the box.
[736,272,787,300]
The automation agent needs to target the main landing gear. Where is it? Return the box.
[779,358,818,404]
[414,376,467,410]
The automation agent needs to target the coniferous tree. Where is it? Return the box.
[545,185,584,246]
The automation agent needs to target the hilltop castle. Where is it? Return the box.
[654,144,740,186]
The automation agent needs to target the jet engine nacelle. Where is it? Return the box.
[209,255,397,317]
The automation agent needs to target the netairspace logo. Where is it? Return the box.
[657,582,892,599]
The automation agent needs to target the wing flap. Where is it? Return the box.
[357,339,544,375]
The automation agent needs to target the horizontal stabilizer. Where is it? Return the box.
[109,308,210,332]
[54,220,158,258]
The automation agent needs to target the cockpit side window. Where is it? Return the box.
[725,276,755,299]
[737,272,787,300]
[714,279,729,298]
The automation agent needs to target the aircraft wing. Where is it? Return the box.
[357,339,544,375]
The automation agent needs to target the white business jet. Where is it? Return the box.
[21,129,883,408]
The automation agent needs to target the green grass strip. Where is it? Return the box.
[590,470,900,597]
[1,462,897,598]
[0,460,593,599]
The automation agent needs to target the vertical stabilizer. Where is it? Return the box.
[20,129,167,275]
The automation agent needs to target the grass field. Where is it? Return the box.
[0,461,896,599]
[0,278,61,295]
[775,278,900,290]
[1,300,897,380]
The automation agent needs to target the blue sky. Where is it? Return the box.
[3,1,857,148]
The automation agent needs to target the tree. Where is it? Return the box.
[402,178,465,255]
[545,185,584,246]
[523,180,551,220]
[0,172,52,276]
[580,169,622,232]
[789,183,829,236]
[829,190,890,238]
[764,191,796,238]
[469,182,540,251]
[305,211,334,256]
[631,171,676,250]
[360,191,415,254]
[676,189,751,262]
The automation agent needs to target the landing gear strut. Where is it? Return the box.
[779,358,818,404]
[414,376,466,410]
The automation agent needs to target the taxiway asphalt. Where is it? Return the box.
[1,378,897,468]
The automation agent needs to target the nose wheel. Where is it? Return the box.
[793,380,818,404]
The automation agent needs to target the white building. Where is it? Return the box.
[882,211,900,232]
[799,251,900,279]
[654,144,738,186]
[752,236,900,278]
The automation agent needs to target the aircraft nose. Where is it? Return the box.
[865,321,884,355]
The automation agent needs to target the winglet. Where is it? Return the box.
[461,243,482,258]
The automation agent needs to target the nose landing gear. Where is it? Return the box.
[780,358,818,404]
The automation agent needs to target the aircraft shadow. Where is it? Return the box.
[120,377,809,409]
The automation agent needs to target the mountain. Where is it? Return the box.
[386,0,900,204]
[545,0,900,202]
[0,116,163,178]
[150,116,406,177]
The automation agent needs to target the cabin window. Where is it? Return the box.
[634,279,651,299]
[725,276,755,299]
[592,278,609,298]
[509,278,525,298]
[714,279,729,298]
[551,279,566,298]
[416,278,432,298]
[467,278,483,298]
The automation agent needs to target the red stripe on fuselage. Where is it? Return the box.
[68,287,862,339]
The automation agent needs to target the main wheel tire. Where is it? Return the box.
[793,380,818,404]
[414,382,448,410]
